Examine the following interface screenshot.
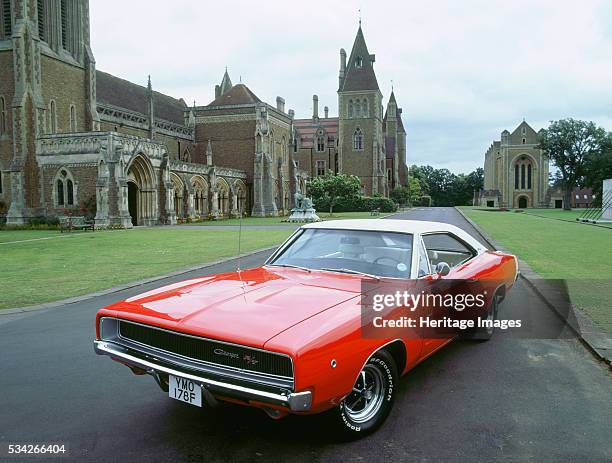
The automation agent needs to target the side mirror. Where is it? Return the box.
[435,262,451,277]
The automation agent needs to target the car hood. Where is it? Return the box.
[111,266,362,349]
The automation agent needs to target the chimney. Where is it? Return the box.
[276,96,285,113]
[339,48,346,88]
[312,95,319,119]
[324,106,329,118]
[215,85,221,99]
[288,109,295,119]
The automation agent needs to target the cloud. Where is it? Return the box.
[90,0,612,174]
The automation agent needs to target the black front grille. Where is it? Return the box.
[118,321,293,378]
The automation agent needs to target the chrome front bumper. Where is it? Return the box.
[93,340,312,412]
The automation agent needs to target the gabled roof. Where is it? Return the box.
[208,84,261,106]
[340,26,379,92]
[96,70,187,124]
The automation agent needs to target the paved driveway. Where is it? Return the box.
[1,207,610,462]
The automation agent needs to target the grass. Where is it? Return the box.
[460,207,612,333]
[181,211,398,226]
[0,228,293,310]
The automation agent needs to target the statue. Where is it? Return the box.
[287,191,319,223]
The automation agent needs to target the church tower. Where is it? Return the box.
[337,25,386,196]
[1,0,98,223]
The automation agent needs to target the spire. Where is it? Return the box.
[147,75,154,138]
[220,68,233,95]
[339,25,379,92]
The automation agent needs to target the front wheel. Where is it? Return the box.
[334,350,397,438]
[464,294,500,341]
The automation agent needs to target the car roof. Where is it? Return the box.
[301,219,487,252]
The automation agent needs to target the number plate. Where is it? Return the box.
[168,375,202,407]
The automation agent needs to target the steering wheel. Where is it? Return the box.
[372,256,403,266]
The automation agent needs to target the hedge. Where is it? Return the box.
[313,196,398,213]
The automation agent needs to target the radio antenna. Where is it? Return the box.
[236,200,242,271]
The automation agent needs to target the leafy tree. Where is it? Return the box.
[406,176,423,205]
[390,187,410,206]
[538,119,607,210]
[584,132,612,205]
[307,171,361,215]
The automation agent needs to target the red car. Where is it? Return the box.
[94,220,518,437]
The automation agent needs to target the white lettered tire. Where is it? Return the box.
[335,350,397,438]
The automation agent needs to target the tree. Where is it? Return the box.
[406,176,423,205]
[583,132,612,205]
[538,119,607,210]
[390,187,410,206]
[307,171,361,215]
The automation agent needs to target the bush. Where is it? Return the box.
[418,195,432,207]
[314,196,398,213]
[29,216,60,227]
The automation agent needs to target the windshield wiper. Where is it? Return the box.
[320,268,380,281]
[268,263,312,273]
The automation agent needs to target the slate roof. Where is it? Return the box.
[96,70,187,125]
[340,26,379,92]
[208,84,261,106]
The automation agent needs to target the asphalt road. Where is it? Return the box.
[1,207,610,463]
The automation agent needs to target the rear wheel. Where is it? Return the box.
[464,294,499,341]
[334,350,397,438]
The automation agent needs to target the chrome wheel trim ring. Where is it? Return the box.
[344,363,386,423]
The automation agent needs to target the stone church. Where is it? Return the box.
[0,1,408,226]
[477,121,549,208]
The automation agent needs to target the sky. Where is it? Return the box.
[90,0,612,174]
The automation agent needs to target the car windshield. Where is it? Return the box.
[269,228,413,279]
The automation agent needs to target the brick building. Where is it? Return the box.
[293,26,408,196]
[0,1,407,226]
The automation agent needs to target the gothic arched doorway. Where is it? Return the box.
[518,196,528,209]
[126,155,156,226]
[128,182,138,225]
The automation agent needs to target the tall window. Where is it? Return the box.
[293,136,298,153]
[1,0,11,38]
[348,100,353,118]
[0,172,3,194]
[49,100,57,134]
[69,105,77,132]
[37,0,45,40]
[353,128,364,151]
[316,131,325,152]
[55,168,75,207]
[60,0,67,49]
[56,180,64,206]
[355,56,363,68]
[362,99,368,117]
[316,160,326,176]
[514,157,532,191]
[0,96,7,135]
[355,100,361,118]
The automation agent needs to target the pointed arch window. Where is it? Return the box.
[54,168,75,207]
[514,157,533,191]
[348,100,353,118]
[355,100,361,118]
[293,136,298,153]
[362,99,368,117]
[353,128,364,151]
[69,105,77,132]
[0,96,7,135]
[49,100,57,134]
[316,130,325,152]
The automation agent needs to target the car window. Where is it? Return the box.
[422,233,475,268]
[270,228,413,279]
[417,237,431,277]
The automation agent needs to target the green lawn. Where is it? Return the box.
[0,228,292,310]
[460,207,612,333]
[181,211,398,226]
